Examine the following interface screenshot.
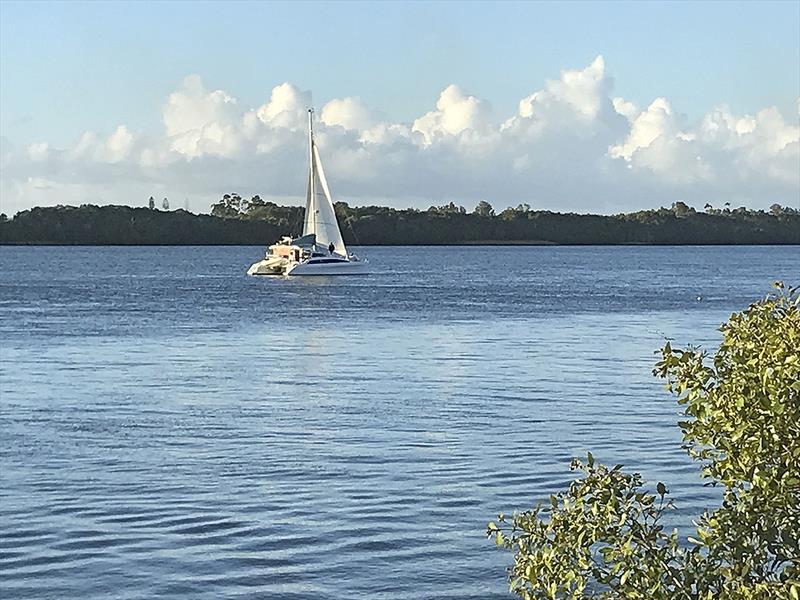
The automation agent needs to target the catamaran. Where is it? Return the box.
[247,109,367,276]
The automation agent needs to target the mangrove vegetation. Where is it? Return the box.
[1,196,798,245]
[489,283,800,599]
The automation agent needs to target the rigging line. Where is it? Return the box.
[345,211,362,247]
[332,197,361,247]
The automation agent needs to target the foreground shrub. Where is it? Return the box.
[490,283,799,599]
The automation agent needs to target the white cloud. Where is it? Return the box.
[612,97,638,121]
[610,98,799,186]
[607,97,712,184]
[164,75,237,137]
[253,82,311,130]
[1,58,798,217]
[358,122,413,145]
[518,55,611,122]
[321,97,376,131]
[163,75,242,158]
[26,142,50,161]
[610,98,678,161]
[104,126,135,163]
[412,84,490,144]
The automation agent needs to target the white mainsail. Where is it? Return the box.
[302,111,347,256]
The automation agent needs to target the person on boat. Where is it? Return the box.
[328,242,335,255]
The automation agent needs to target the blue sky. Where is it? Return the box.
[0,1,798,214]
[2,0,798,145]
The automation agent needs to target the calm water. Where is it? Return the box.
[0,245,797,599]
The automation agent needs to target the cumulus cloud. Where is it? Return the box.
[251,82,310,131]
[412,84,491,145]
[321,97,376,131]
[607,98,711,183]
[610,98,799,187]
[610,98,679,162]
[518,55,612,122]
[163,75,242,158]
[1,56,798,216]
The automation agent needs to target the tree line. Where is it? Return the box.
[1,197,798,245]
[0,204,282,245]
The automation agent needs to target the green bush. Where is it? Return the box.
[490,283,799,599]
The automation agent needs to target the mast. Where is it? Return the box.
[308,109,316,238]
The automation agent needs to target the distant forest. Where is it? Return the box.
[1,196,798,245]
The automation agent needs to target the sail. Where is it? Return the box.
[302,167,314,237]
[301,127,347,256]
[311,143,346,255]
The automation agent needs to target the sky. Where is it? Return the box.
[1,0,798,216]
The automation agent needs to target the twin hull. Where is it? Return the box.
[247,257,368,276]
[287,260,367,276]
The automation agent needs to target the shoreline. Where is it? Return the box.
[3,241,799,247]
[3,204,799,246]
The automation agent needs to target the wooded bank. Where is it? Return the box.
[1,202,798,245]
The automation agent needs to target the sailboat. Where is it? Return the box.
[247,109,367,276]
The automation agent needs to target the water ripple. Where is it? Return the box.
[1,245,795,599]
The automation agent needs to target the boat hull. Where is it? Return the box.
[247,256,288,276]
[247,256,368,276]
[286,259,368,276]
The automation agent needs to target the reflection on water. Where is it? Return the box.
[0,245,796,599]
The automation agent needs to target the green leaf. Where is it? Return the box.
[489,286,800,600]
